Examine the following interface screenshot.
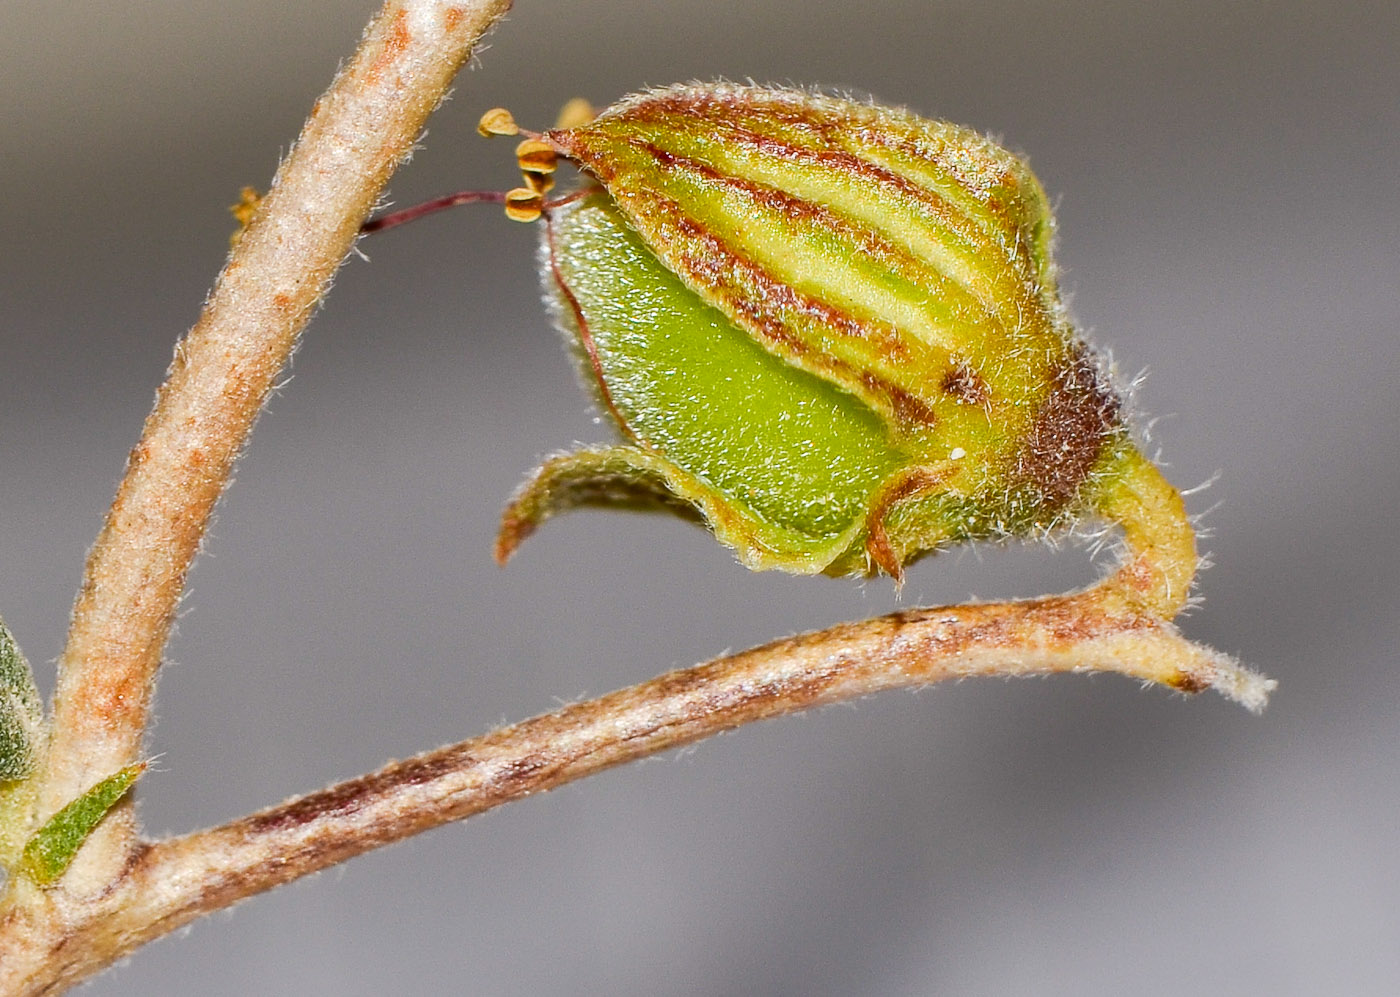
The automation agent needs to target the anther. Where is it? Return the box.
[503,187,544,223]
[515,139,559,174]
[478,107,520,138]
[522,171,555,196]
[553,97,596,130]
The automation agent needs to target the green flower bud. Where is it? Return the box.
[497,83,1196,613]
[0,617,42,783]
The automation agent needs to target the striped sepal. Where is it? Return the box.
[548,83,1075,436]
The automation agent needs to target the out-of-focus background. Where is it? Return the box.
[3,1,1397,992]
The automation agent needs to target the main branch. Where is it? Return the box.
[1,590,1273,992]
[37,0,511,889]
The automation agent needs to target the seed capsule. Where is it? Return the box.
[498,84,1195,611]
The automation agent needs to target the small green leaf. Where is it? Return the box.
[0,617,43,782]
[21,763,144,885]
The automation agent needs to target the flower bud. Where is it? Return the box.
[498,84,1193,604]
[0,617,41,783]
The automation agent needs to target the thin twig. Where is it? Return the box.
[0,590,1273,991]
[37,0,511,886]
[361,189,507,232]
[0,0,511,990]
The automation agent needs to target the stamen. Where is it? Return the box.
[478,107,520,137]
[515,139,559,174]
[504,187,545,223]
[522,171,555,196]
[360,190,506,233]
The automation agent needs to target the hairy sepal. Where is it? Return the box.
[507,84,1134,579]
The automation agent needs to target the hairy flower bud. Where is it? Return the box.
[497,84,1195,611]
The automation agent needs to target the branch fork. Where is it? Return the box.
[0,0,1273,991]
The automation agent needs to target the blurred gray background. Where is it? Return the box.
[3,0,1398,993]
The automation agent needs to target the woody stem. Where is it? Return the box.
[23,591,1270,990]
[27,0,513,913]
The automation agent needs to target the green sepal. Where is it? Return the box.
[21,763,144,886]
[517,188,1120,578]
[543,193,908,516]
[525,192,916,573]
[498,444,875,574]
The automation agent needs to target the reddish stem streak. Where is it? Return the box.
[361,189,507,232]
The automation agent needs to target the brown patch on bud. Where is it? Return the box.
[1015,352,1120,506]
[866,376,940,427]
[863,465,955,580]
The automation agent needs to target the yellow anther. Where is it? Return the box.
[477,107,520,138]
[228,186,262,248]
[515,139,559,174]
[553,97,596,130]
[522,170,555,196]
[503,187,544,223]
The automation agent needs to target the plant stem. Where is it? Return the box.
[145,595,1270,898]
[3,0,513,980]
[0,589,1272,992]
[31,0,511,893]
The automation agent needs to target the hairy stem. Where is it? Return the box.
[2,1,513,984]
[0,590,1272,993]
[34,0,511,891]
